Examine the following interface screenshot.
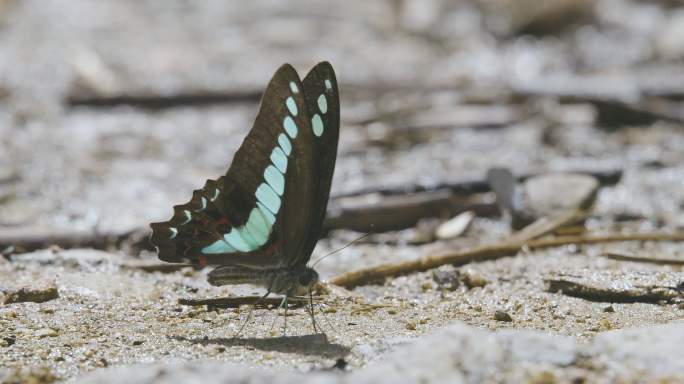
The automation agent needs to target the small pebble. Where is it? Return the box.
[432,270,460,291]
[494,311,513,322]
[405,322,417,330]
[462,270,487,289]
[522,173,599,219]
[435,211,474,240]
[420,282,433,292]
[0,309,17,318]
[527,370,557,384]
[35,328,58,338]
[598,318,613,331]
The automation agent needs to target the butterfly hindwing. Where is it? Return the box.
[150,64,311,267]
[151,177,276,266]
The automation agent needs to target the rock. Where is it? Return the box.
[35,328,58,338]
[73,322,684,383]
[522,173,599,219]
[589,322,684,377]
[488,169,600,230]
[0,309,17,318]
[0,366,57,384]
[420,282,433,292]
[3,336,15,347]
[2,281,59,304]
[494,310,513,322]
[432,269,460,291]
[410,218,440,244]
[460,269,488,289]
[435,211,474,240]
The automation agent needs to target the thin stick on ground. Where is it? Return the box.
[328,231,684,289]
[545,278,682,304]
[504,209,588,244]
[600,251,684,266]
[178,296,308,309]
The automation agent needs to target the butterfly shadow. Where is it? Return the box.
[173,333,351,359]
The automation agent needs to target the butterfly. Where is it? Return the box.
[150,62,339,330]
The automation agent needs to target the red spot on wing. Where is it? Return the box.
[265,240,280,254]
[198,255,207,267]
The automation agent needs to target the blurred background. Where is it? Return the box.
[3,1,684,381]
[0,0,683,251]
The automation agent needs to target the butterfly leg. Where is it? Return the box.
[233,289,272,339]
[308,288,319,334]
[269,295,288,335]
[268,306,279,333]
[282,295,289,336]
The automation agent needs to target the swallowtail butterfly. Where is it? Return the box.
[150,62,339,326]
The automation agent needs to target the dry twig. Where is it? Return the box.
[121,262,192,273]
[325,190,496,233]
[332,168,621,199]
[504,209,588,243]
[1,226,146,254]
[329,231,684,288]
[545,278,682,304]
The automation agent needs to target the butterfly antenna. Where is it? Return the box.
[311,233,370,268]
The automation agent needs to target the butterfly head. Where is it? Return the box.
[289,266,319,296]
[298,267,319,288]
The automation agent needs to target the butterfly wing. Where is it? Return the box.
[287,62,340,267]
[150,64,313,268]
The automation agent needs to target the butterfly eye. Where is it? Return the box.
[299,269,319,287]
[299,274,311,286]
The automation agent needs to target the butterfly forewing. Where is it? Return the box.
[293,62,340,266]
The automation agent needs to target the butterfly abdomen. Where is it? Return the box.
[207,266,272,287]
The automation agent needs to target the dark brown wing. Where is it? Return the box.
[150,64,311,267]
[287,61,340,267]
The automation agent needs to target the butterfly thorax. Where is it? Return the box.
[207,265,319,296]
